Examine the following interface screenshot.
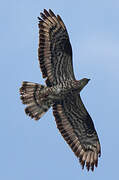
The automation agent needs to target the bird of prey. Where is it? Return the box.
[20,9,101,171]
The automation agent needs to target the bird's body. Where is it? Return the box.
[43,79,90,99]
[20,9,101,171]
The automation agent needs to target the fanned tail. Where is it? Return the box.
[19,81,52,120]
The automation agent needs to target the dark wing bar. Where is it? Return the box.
[38,9,75,86]
[53,94,101,171]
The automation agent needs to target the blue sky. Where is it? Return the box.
[0,0,119,179]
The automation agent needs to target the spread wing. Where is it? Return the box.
[38,9,75,86]
[53,94,101,171]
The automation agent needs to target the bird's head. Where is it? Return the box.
[73,78,90,92]
[79,78,90,91]
[81,78,90,85]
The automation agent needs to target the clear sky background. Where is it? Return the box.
[0,0,119,179]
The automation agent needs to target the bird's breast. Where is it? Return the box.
[47,80,81,100]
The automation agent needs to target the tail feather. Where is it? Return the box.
[20,81,52,120]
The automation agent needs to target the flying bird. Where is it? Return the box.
[20,9,101,171]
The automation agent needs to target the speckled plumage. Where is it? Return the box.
[20,9,101,171]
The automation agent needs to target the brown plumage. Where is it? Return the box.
[20,9,101,171]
